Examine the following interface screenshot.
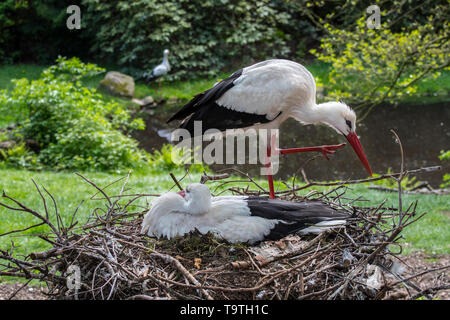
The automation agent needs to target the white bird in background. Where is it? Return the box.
[167,59,373,199]
[146,49,170,85]
[140,183,350,244]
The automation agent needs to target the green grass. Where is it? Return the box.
[0,168,448,258]
[134,74,229,101]
[0,168,201,256]
[0,64,46,91]
[338,184,450,255]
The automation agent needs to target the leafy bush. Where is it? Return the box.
[82,0,293,80]
[43,56,105,81]
[311,14,449,119]
[0,57,147,171]
[0,142,39,170]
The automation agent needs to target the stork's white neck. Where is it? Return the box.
[162,52,170,68]
[183,185,212,215]
[291,102,329,123]
[290,101,349,134]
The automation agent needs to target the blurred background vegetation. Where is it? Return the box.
[0,1,447,78]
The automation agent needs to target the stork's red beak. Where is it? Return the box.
[177,190,186,198]
[345,132,373,176]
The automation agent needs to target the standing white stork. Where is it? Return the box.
[140,183,350,244]
[145,49,171,86]
[167,59,373,198]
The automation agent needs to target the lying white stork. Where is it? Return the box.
[167,59,373,198]
[140,183,350,244]
[145,49,170,85]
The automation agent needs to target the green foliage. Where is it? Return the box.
[439,150,450,189]
[0,142,38,170]
[0,57,146,171]
[311,14,449,119]
[82,0,293,80]
[439,150,450,162]
[367,168,422,191]
[43,56,105,81]
[148,144,208,174]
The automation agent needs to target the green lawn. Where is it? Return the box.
[0,64,46,91]
[0,168,198,255]
[0,168,448,257]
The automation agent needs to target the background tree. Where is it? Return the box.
[309,0,449,119]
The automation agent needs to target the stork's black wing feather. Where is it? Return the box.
[167,68,283,136]
[167,69,244,123]
[178,103,278,135]
[246,197,350,241]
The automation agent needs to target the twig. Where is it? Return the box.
[170,173,183,191]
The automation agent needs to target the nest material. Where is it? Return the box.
[1,169,446,300]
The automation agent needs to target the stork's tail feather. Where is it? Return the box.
[297,219,347,235]
[245,197,351,241]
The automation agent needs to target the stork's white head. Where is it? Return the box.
[163,49,170,56]
[319,102,356,136]
[313,101,372,176]
[177,183,211,215]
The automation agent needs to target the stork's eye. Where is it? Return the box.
[345,120,352,129]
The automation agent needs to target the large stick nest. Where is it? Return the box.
[1,163,446,300]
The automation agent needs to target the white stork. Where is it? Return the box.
[140,183,350,244]
[146,49,170,84]
[167,59,373,198]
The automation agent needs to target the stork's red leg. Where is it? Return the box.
[265,132,345,199]
[266,145,275,199]
[265,143,345,199]
[278,143,346,160]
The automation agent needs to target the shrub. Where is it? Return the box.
[0,57,146,171]
[0,142,39,170]
[82,0,293,80]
